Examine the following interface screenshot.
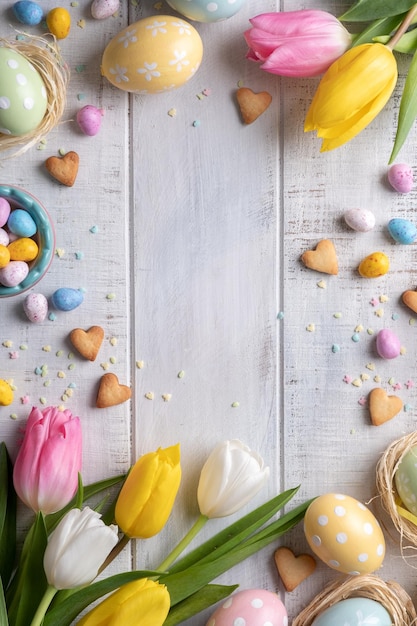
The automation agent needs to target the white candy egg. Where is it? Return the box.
[344,208,375,232]
[0,260,29,287]
[23,292,48,323]
[91,0,120,19]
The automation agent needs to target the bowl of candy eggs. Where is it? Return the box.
[0,185,55,297]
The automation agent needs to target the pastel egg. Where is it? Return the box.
[13,1,43,25]
[7,209,37,237]
[375,329,401,359]
[0,379,14,406]
[91,0,120,19]
[387,218,417,244]
[394,446,417,515]
[0,245,10,268]
[0,260,29,287]
[76,105,104,136]
[46,7,71,39]
[0,229,9,246]
[51,287,83,311]
[304,493,385,575]
[358,252,389,278]
[101,16,203,94]
[8,237,38,262]
[166,0,246,22]
[388,163,413,193]
[0,198,11,227]
[312,598,392,626]
[23,292,48,323]
[206,590,287,626]
[344,208,375,232]
[0,47,48,136]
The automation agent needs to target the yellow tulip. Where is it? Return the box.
[115,444,181,538]
[304,43,397,151]
[76,579,170,626]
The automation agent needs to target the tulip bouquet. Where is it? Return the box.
[0,406,311,626]
[244,0,417,162]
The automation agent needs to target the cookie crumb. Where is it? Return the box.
[162,393,172,402]
[145,392,154,400]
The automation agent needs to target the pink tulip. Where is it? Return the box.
[244,9,352,77]
[13,406,82,514]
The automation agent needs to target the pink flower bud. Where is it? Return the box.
[13,406,82,514]
[244,9,352,77]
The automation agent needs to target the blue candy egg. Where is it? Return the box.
[51,288,83,311]
[312,598,392,626]
[7,209,37,237]
[165,0,246,22]
[387,218,417,244]
[13,0,43,25]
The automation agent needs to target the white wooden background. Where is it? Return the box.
[2,0,417,623]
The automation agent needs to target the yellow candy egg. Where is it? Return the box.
[0,245,10,268]
[0,379,13,406]
[101,16,203,94]
[8,237,39,262]
[46,7,71,39]
[358,252,390,278]
[304,493,385,575]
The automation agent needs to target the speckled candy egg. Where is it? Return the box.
[51,287,83,311]
[0,198,11,227]
[387,218,417,244]
[358,252,389,278]
[394,446,417,516]
[0,48,48,136]
[166,0,246,22]
[46,7,71,39]
[7,208,37,237]
[23,292,48,323]
[344,208,375,232]
[76,105,104,136]
[304,493,385,575]
[13,1,43,25]
[311,598,392,626]
[0,260,29,287]
[91,0,120,19]
[101,16,203,94]
[206,590,287,626]
[376,328,401,359]
[388,163,413,193]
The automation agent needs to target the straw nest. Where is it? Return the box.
[292,574,417,626]
[0,33,69,158]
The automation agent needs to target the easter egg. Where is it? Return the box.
[46,7,71,39]
[376,328,401,359]
[358,252,389,278]
[344,208,375,232]
[311,598,392,626]
[7,209,37,237]
[13,1,43,25]
[0,48,48,136]
[23,292,48,323]
[205,590,287,626]
[51,287,83,311]
[388,163,413,193]
[0,379,13,406]
[101,16,203,94]
[304,493,385,575]
[0,229,9,247]
[387,218,417,244]
[76,105,104,136]
[0,245,10,268]
[394,446,417,516]
[166,0,246,22]
[8,237,39,262]
[0,260,29,287]
[91,0,120,19]
[0,198,11,228]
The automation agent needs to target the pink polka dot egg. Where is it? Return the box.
[206,589,287,626]
[304,493,385,575]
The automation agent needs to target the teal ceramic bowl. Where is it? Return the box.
[0,185,55,297]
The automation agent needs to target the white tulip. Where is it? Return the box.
[197,439,270,518]
[43,506,119,590]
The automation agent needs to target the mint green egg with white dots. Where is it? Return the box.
[0,47,48,136]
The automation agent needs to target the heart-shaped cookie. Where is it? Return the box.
[236,87,272,124]
[369,387,402,426]
[96,373,131,408]
[45,151,79,187]
[402,290,417,313]
[274,547,316,592]
[70,326,104,361]
[301,239,338,275]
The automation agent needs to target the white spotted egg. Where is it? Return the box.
[304,493,385,575]
[394,446,417,516]
[101,16,203,94]
[312,598,392,626]
[0,48,48,136]
[344,208,375,232]
[205,589,287,626]
[166,0,246,23]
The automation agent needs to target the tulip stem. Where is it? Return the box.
[29,584,57,626]
[157,513,209,572]
[387,3,417,50]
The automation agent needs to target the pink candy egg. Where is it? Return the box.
[388,163,413,193]
[206,589,288,626]
[23,292,48,323]
[0,198,11,227]
[76,105,104,136]
[0,260,29,287]
[376,328,401,359]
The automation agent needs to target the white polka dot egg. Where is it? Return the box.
[166,0,246,23]
[304,493,385,575]
[206,589,287,626]
[0,47,47,136]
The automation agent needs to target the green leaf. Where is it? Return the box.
[0,443,16,588]
[350,15,405,46]
[164,584,239,626]
[340,0,416,21]
[7,513,48,626]
[75,473,84,510]
[0,578,9,625]
[42,570,161,626]
[390,47,417,162]
[167,486,300,575]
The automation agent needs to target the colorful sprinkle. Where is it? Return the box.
[145,392,154,400]
[332,344,340,353]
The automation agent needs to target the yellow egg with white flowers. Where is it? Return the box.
[101,16,203,94]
